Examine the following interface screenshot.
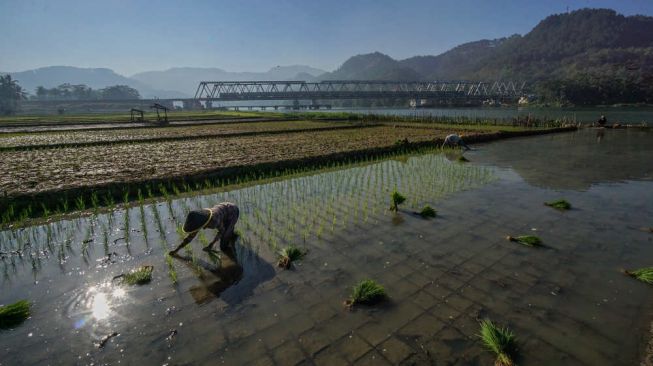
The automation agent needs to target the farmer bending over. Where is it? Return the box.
[442,134,471,151]
[169,202,239,255]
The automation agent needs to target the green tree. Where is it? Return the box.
[0,75,27,115]
[99,85,140,100]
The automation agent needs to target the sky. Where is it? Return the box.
[1,0,652,76]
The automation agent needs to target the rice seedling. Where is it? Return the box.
[137,189,144,204]
[123,190,130,205]
[40,203,50,217]
[90,192,100,212]
[0,300,30,328]
[114,265,153,285]
[277,245,306,269]
[344,279,386,308]
[419,205,437,218]
[103,192,115,210]
[478,319,517,366]
[506,235,542,247]
[75,196,85,211]
[457,155,470,163]
[623,267,653,284]
[390,189,406,212]
[544,199,571,211]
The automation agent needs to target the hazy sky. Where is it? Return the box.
[1,0,652,75]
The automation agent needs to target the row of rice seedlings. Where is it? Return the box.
[232,154,495,252]
[0,149,495,283]
[150,204,181,286]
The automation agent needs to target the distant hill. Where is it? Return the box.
[321,9,653,104]
[7,66,186,98]
[399,38,510,80]
[319,52,421,80]
[130,65,326,96]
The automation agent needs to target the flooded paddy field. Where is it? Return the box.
[1,128,652,365]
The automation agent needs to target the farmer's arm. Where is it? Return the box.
[169,232,198,255]
[459,139,471,151]
[209,230,221,246]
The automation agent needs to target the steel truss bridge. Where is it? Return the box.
[194,80,526,103]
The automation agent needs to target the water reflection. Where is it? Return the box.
[470,129,653,190]
[175,240,275,306]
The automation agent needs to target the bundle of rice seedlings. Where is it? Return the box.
[344,279,386,308]
[457,155,470,163]
[390,189,406,212]
[624,267,653,284]
[277,245,306,269]
[506,235,542,247]
[419,205,437,218]
[0,300,30,329]
[115,265,153,285]
[544,199,571,210]
[478,319,517,366]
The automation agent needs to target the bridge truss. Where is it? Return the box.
[194,80,526,102]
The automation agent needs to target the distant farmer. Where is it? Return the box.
[169,202,239,255]
[597,115,607,127]
[442,134,471,151]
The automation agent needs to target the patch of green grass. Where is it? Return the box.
[118,265,153,285]
[478,319,517,366]
[624,267,653,284]
[277,245,306,269]
[390,189,406,212]
[0,300,30,329]
[419,205,437,218]
[506,235,542,247]
[545,199,571,210]
[345,279,386,308]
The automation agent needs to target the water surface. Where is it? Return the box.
[1,129,652,365]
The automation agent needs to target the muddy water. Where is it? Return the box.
[1,129,652,365]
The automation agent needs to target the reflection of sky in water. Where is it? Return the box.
[468,129,653,190]
[73,284,126,329]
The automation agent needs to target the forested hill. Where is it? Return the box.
[321,9,653,105]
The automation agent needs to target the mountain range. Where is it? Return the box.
[4,8,653,103]
[7,65,326,98]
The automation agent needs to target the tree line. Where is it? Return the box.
[33,83,140,101]
[0,76,142,114]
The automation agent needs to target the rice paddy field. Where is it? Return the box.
[0,120,361,148]
[1,117,652,365]
[0,118,532,224]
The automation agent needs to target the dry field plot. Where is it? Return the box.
[0,126,486,196]
[0,120,353,148]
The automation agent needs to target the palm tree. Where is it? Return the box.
[0,75,27,115]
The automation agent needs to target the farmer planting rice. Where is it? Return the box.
[169,202,239,255]
[442,133,471,151]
